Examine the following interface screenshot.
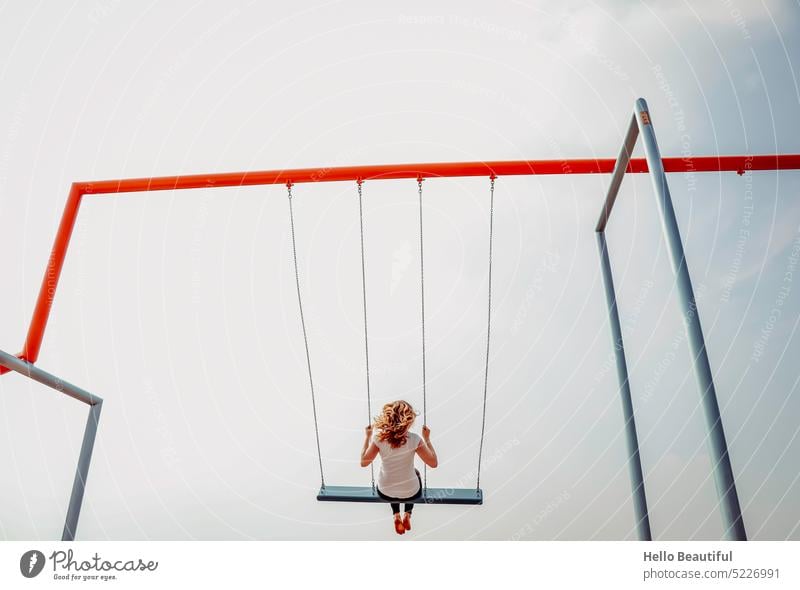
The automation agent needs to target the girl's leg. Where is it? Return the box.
[402,473,422,529]
[378,487,406,533]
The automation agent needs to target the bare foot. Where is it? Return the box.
[402,513,412,532]
[394,515,405,535]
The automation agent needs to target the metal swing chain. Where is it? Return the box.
[357,180,376,490]
[417,177,428,492]
[476,176,496,491]
[287,183,325,488]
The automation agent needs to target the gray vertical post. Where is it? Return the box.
[596,114,651,540]
[596,232,652,540]
[635,98,746,540]
[62,401,102,541]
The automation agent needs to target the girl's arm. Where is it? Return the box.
[360,425,379,467]
[415,425,438,468]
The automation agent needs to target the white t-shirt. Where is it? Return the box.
[373,431,422,498]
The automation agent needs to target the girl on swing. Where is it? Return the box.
[360,400,438,535]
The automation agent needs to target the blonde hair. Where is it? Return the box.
[373,400,418,448]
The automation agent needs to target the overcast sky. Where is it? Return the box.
[1,0,799,540]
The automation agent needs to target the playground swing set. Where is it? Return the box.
[2,98,799,541]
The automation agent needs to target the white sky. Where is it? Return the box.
[1,0,799,540]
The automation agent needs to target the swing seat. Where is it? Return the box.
[317,485,483,505]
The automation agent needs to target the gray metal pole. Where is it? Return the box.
[596,114,639,232]
[634,98,747,540]
[62,401,102,541]
[596,232,652,540]
[0,348,103,541]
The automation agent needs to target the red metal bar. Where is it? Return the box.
[18,185,84,366]
[73,154,800,194]
[1,153,798,375]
